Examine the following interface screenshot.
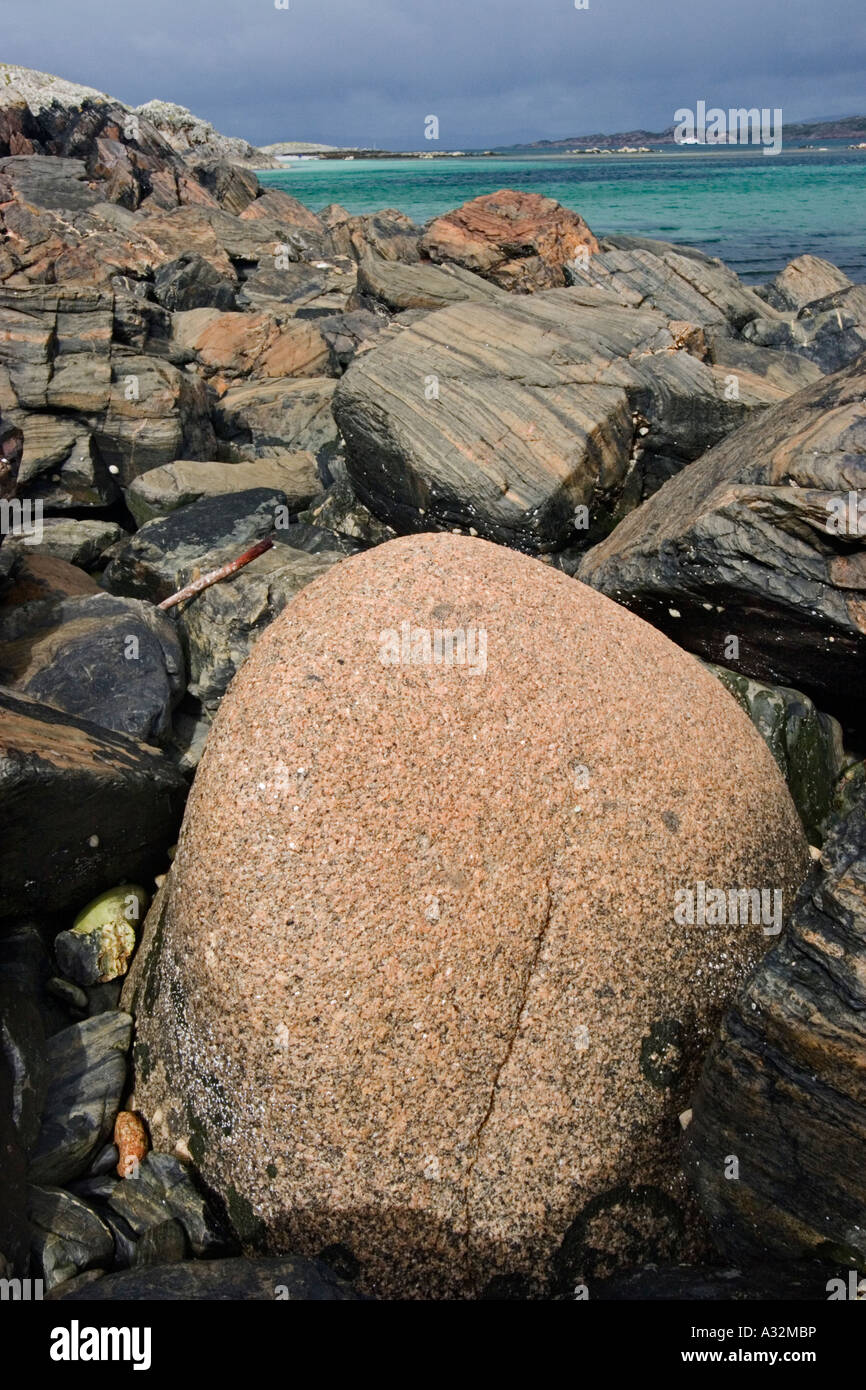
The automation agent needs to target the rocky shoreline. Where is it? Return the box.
[0,66,864,1301]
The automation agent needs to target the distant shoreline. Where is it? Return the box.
[256,142,866,170]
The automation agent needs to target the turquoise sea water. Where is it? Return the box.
[259,149,866,283]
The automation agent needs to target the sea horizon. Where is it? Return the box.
[260,146,866,284]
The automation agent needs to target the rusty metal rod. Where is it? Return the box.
[157,535,274,611]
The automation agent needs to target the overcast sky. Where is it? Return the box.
[5,0,865,148]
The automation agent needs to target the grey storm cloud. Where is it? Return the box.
[4,0,866,148]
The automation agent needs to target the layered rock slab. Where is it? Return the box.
[682,787,866,1268]
[332,289,764,552]
[125,533,807,1297]
[578,356,866,732]
[568,234,775,331]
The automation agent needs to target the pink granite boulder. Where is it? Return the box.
[124,533,808,1297]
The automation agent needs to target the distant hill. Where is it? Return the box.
[497,114,866,152]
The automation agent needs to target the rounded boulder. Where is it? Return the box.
[125,533,808,1297]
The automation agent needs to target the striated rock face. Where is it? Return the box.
[682,788,866,1269]
[420,190,598,292]
[29,1012,133,1185]
[11,518,121,569]
[743,286,866,375]
[0,282,216,502]
[153,253,237,312]
[355,255,502,313]
[321,205,422,264]
[0,80,210,212]
[578,356,866,733]
[174,307,331,382]
[240,189,325,233]
[333,288,780,552]
[124,533,807,1298]
[760,254,853,313]
[568,234,775,331]
[213,376,341,471]
[29,1185,114,1289]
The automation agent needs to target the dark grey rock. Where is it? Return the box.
[29,1011,132,1185]
[0,921,66,1037]
[743,285,866,374]
[317,309,385,373]
[0,156,102,213]
[833,760,866,822]
[179,542,340,710]
[165,704,210,773]
[703,328,824,395]
[54,932,103,989]
[0,969,46,1273]
[54,1253,364,1299]
[103,486,286,604]
[0,1050,30,1274]
[17,423,118,512]
[237,263,327,311]
[579,355,866,734]
[708,667,847,845]
[273,523,364,558]
[298,475,397,549]
[102,1209,138,1268]
[111,278,173,355]
[591,1262,839,1301]
[188,160,259,216]
[682,788,866,1267]
[153,254,237,313]
[86,1142,119,1177]
[0,689,187,918]
[0,545,17,586]
[28,1184,113,1290]
[16,519,123,569]
[0,591,185,744]
[85,982,123,1016]
[42,1269,106,1297]
[46,977,88,1013]
[67,1173,120,1202]
[132,1217,187,1267]
[212,375,341,472]
[108,1151,223,1257]
[0,978,47,1157]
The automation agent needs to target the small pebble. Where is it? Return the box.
[115,1110,150,1179]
